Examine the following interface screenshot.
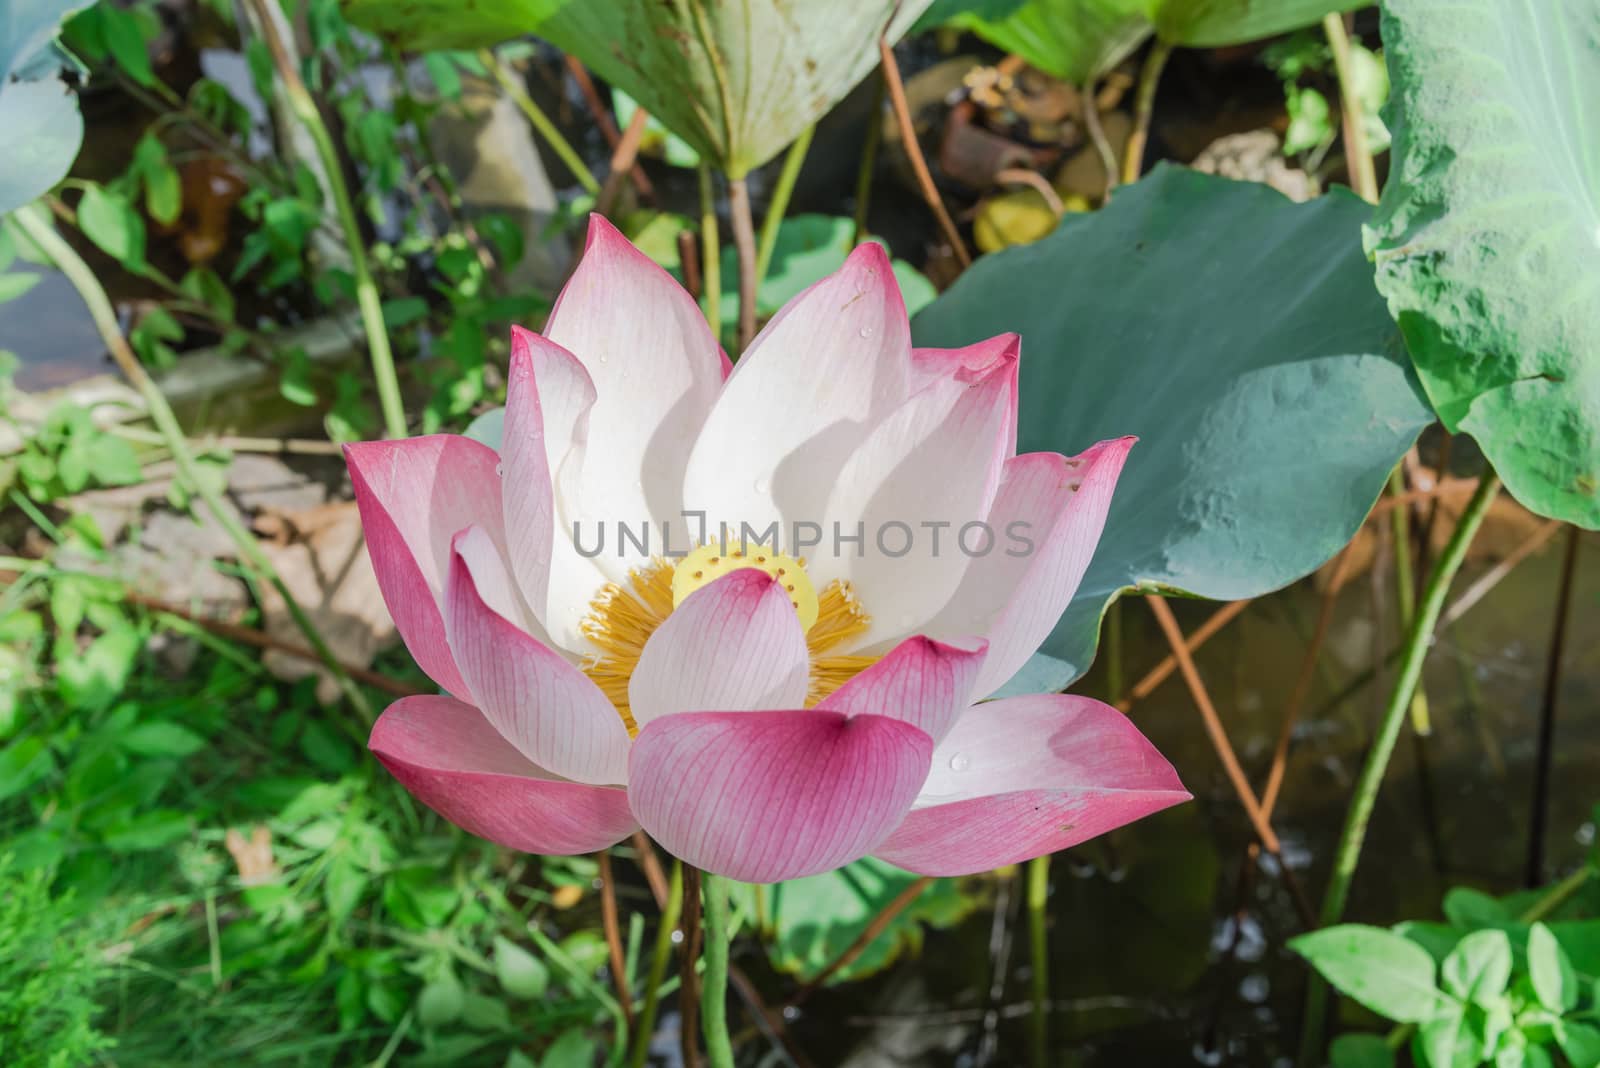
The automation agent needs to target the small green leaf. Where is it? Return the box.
[416,974,464,1028]
[541,1029,599,1068]
[1561,1022,1600,1068]
[380,296,429,328]
[323,855,367,922]
[77,183,146,268]
[1291,925,1451,1024]
[493,935,549,1000]
[1443,887,1512,929]
[1442,929,1513,1005]
[83,434,141,486]
[279,346,317,407]
[119,721,206,758]
[0,271,40,302]
[1417,1007,1485,1068]
[1528,923,1578,1013]
[95,1,155,86]
[1330,1034,1396,1068]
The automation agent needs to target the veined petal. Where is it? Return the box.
[682,242,912,541]
[629,709,933,883]
[874,693,1188,877]
[628,569,810,730]
[818,635,987,746]
[370,695,636,855]
[345,435,503,697]
[926,438,1133,698]
[818,346,1018,646]
[444,530,632,785]
[543,215,723,580]
[502,325,609,651]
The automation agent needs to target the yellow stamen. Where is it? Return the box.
[671,543,818,631]
[579,555,879,729]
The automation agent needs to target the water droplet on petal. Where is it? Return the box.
[858,326,873,338]
[494,463,504,478]
[948,752,970,772]
[753,477,771,494]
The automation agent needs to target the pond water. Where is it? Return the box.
[784,524,1599,1066]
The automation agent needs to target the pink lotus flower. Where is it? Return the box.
[347,217,1187,883]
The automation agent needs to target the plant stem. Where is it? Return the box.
[598,851,635,1035]
[755,124,815,287]
[879,37,971,267]
[1387,466,1431,735]
[1105,597,1125,703]
[1318,472,1498,924]
[246,0,405,440]
[13,207,375,724]
[1300,472,1500,1065]
[700,873,736,1068]
[482,49,602,196]
[699,166,721,336]
[853,72,886,248]
[727,176,759,353]
[1323,13,1379,204]
[1123,40,1173,184]
[1082,78,1120,197]
[628,861,684,1068]
[1027,855,1050,1068]
[1527,526,1580,886]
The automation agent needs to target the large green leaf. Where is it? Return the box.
[343,0,931,176]
[948,0,1151,83]
[1366,0,1600,529]
[0,0,93,216]
[1149,0,1365,48]
[912,166,1434,687]
[1291,925,1454,1024]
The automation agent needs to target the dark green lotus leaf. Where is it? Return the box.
[913,166,1435,687]
[339,0,563,52]
[946,0,1151,83]
[1366,0,1600,529]
[0,0,93,216]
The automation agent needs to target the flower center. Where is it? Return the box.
[670,544,819,631]
[580,551,876,733]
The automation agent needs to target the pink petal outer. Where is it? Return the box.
[543,215,723,580]
[501,326,608,651]
[910,333,1021,459]
[874,693,1188,877]
[370,695,637,855]
[817,347,1018,646]
[926,438,1134,698]
[627,569,811,729]
[444,533,632,786]
[818,634,987,746]
[629,709,934,883]
[681,241,913,543]
[345,435,504,697]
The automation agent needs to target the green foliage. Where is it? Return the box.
[0,858,116,1067]
[3,401,142,502]
[1294,869,1600,1067]
[1366,0,1600,529]
[912,166,1435,687]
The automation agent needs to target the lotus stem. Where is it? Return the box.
[12,207,375,725]
[628,861,684,1068]
[853,72,886,248]
[246,0,405,440]
[1027,855,1050,1068]
[699,165,722,335]
[700,873,736,1068]
[1300,471,1500,1065]
[756,124,815,286]
[483,49,601,196]
[1323,13,1379,203]
[879,37,970,267]
[1123,39,1173,184]
[728,176,759,352]
[1387,466,1432,734]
